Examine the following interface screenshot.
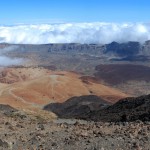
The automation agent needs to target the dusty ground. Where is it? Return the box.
[94,64,150,96]
[0,109,150,150]
[0,67,127,112]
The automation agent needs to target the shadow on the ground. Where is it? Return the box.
[44,94,150,122]
[43,95,110,119]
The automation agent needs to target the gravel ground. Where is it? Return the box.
[0,111,150,150]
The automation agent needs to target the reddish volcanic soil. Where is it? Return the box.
[95,64,150,85]
[0,67,128,112]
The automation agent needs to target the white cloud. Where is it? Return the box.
[0,56,23,66]
[0,45,23,66]
[0,22,150,44]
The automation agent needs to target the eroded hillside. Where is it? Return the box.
[0,67,127,112]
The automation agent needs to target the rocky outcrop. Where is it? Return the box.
[0,104,17,115]
[44,94,150,122]
[105,41,141,57]
[44,95,110,118]
[85,95,150,122]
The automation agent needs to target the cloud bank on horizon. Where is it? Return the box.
[0,22,150,44]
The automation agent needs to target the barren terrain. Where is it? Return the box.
[0,42,150,149]
[94,64,150,96]
[0,67,127,112]
[0,102,150,150]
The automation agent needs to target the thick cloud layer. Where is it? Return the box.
[0,22,150,44]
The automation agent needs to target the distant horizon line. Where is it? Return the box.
[1,40,150,45]
[0,21,150,26]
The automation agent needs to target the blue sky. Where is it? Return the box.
[0,0,150,24]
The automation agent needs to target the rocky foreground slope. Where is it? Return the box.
[0,102,150,150]
[2,95,149,149]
